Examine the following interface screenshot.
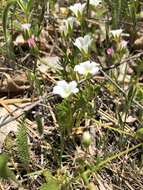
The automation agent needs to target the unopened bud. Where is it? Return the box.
[88,182,96,190]
[82,131,92,147]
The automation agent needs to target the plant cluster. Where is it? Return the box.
[0,0,143,190]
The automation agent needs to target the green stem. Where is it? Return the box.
[67,99,73,135]
[86,0,90,18]
[72,143,142,184]
[96,143,142,170]
[92,119,135,137]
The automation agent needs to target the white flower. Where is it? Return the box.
[64,17,75,30]
[110,29,123,38]
[90,0,102,6]
[69,3,86,18]
[61,17,75,36]
[74,35,93,55]
[74,60,99,76]
[21,23,31,30]
[37,64,48,74]
[60,24,68,37]
[53,80,79,98]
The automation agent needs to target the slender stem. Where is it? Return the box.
[92,119,135,137]
[86,0,90,18]
[100,69,143,110]
[72,143,142,184]
[96,143,142,170]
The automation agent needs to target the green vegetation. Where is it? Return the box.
[0,0,143,189]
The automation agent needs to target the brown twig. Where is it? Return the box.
[0,93,52,128]
[102,51,143,71]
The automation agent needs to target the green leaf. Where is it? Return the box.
[17,0,27,12]
[2,0,16,40]
[56,99,74,136]
[0,153,17,183]
[35,115,44,136]
[26,0,33,14]
[136,128,143,141]
[16,119,29,168]
[39,171,60,190]
[127,84,136,101]
[0,153,9,178]
[40,182,59,190]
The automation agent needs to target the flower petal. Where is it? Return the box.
[53,86,64,95]
[72,88,79,94]
[53,80,79,98]
[69,81,78,90]
[57,80,68,88]
[74,61,99,75]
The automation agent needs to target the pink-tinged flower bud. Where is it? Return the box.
[27,36,36,47]
[120,40,128,49]
[21,23,31,30]
[106,47,114,56]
